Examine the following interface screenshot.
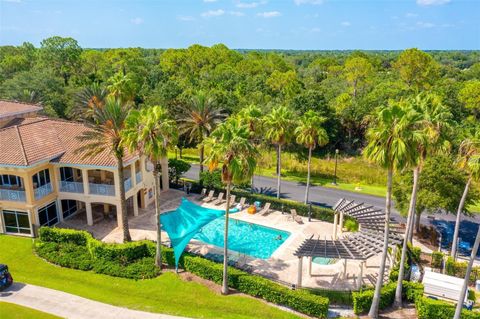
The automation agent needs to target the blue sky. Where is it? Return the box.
[0,0,478,50]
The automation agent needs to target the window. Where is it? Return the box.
[0,175,22,188]
[61,200,77,219]
[60,167,74,182]
[3,210,31,234]
[32,169,51,188]
[38,202,58,226]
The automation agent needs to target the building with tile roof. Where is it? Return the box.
[0,101,169,237]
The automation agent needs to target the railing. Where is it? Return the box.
[89,183,115,196]
[59,181,84,194]
[124,178,132,192]
[34,183,53,200]
[136,171,142,184]
[0,188,26,202]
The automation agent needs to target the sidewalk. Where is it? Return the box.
[0,283,189,319]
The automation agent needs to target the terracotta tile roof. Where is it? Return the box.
[0,117,137,167]
[0,100,43,119]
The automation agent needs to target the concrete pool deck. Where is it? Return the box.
[61,189,393,290]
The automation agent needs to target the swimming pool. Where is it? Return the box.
[193,217,291,259]
[432,219,480,256]
[312,257,336,265]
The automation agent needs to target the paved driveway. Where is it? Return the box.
[0,283,188,319]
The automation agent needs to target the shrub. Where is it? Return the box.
[92,257,160,279]
[183,256,244,287]
[199,169,223,189]
[35,241,93,271]
[306,288,353,306]
[408,244,422,264]
[415,296,480,319]
[39,227,92,246]
[402,281,424,303]
[90,240,153,264]
[343,219,358,232]
[352,282,396,314]
[168,159,191,184]
[431,251,444,269]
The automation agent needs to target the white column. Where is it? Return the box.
[333,213,338,240]
[308,256,312,276]
[297,257,303,288]
[131,163,137,186]
[160,156,169,191]
[57,198,64,222]
[339,211,344,234]
[86,202,93,226]
[133,193,139,217]
[358,261,364,290]
[343,259,348,279]
[82,169,90,194]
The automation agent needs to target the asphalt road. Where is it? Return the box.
[183,164,405,222]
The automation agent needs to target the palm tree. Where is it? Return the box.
[295,110,329,204]
[264,106,295,199]
[238,105,263,192]
[122,105,178,269]
[176,91,227,176]
[451,130,480,259]
[71,82,108,121]
[203,117,258,295]
[394,93,452,307]
[76,97,132,242]
[363,102,420,319]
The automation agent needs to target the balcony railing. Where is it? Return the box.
[59,181,84,194]
[0,188,26,202]
[34,183,53,200]
[89,183,115,196]
[135,171,142,184]
[124,178,132,192]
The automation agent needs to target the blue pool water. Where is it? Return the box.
[432,219,480,256]
[313,257,335,265]
[193,217,291,259]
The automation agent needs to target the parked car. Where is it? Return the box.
[0,264,13,290]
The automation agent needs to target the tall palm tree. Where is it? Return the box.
[295,110,329,204]
[72,82,108,121]
[76,97,132,242]
[451,130,480,259]
[176,91,227,176]
[394,93,452,307]
[238,105,263,192]
[363,102,420,319]
[203,117,258,295]
[122,105,178,269]
[264,106,295,199]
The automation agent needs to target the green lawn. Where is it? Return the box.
[0,302,61,319]
[0,235,300,319]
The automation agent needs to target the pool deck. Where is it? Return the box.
[63,189,392,290]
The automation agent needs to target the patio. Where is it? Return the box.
[60,189,393,290]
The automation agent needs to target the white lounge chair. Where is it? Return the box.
[198,188,207,198]
[212,192,225,205]
[202,190,215,202]
[288,209,303,224]
[226,195,236,208]
[238,197,247,209]
[258,202,271,215]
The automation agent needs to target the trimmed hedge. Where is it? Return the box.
[415,296,480,319]
[36,227,330,318]
[445,256,480,285]
[353,282,396,314]
[431,251,444,269]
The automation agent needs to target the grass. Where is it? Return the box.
[0,235,301,319]
[0,302,61,319]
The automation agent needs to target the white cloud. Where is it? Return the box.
[130,17,144,25]
[177,15,195,21]
[294,0,323,5]
[201,9,225,17]
[236,1,266,9]
[416,21,435,28]
[229,11,245,16]
[416,0,450,6]
[341,21,351,27]
[257,11,281,18]
[203,0,217,2]
[405,12,418,18]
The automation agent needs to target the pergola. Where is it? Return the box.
[293,199,403,289]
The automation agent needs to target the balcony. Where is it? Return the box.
[136,171,142,184]
[89,183,115,196]
[34,183,53,200]
[59,181,84,194]
[0,188,26,202]
[124,178,132,192]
